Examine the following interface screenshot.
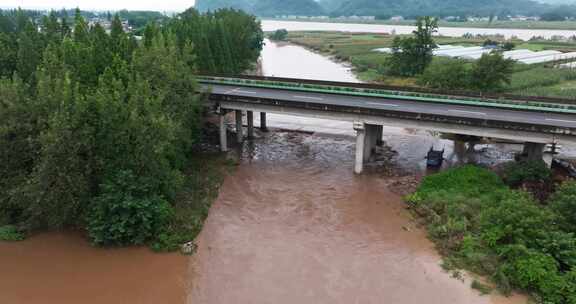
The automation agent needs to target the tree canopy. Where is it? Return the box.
[0,8,263,248]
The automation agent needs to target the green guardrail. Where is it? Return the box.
[198,76,576,115]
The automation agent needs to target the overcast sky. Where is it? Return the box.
[1,0,197,12]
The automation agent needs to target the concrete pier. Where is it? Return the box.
[219,114,228,152]
[523,142,546,162]
[354,122,366,174]
[355,123,382,173]
[260,112,268,131]
[235,110,243,143]
[247,111,254,139]
[376,125,384,146]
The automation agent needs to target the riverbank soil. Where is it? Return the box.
[187,131,527,304]
[0,232,188,304]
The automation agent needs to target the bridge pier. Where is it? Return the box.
[219,113,228,152]
[354,122,366,174]
[355,122,381,174]
[523,142,546,162]
[260,112,268,132]
[376,125,384,146]
[235,110,243,143]
[247,111,254,139]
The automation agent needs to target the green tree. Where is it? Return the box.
[418,59,471,90]
[470,52,515,92]
[270,29,288,41]
[550,181,576,233]
[386,16,438,76]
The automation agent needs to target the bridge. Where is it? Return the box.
[199,75,576,173]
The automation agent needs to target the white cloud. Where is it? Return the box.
[1,0,197,12]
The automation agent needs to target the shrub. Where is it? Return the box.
[269,29,288,41]
[409,165,576,302]
[0,225,25,241]
[418,59,471,90]
[470,52,515,92]
[550,181,576,233]
[501,160,551,187]
[86,171,173,246]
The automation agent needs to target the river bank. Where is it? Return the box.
[262,20,576,41]
[281,31,576,98]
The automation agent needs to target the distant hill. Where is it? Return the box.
[536,0,575,3]
[331,0,549,17]
[195,0,324,16]
[254,0,324,16]
[196,0,571,18]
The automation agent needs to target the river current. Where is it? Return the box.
[2,37,566,304]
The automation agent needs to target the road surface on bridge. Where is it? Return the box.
[203,83,576,130]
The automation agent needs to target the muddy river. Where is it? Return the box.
[2,39,569,304]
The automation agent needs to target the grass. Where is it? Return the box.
[151,152,237,252]
[471,280,494,295]
[285,31,576,99]
[0,225,25,241]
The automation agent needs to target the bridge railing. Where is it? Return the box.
[198,75,576,115]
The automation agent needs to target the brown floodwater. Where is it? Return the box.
[0,232,188,304]
[188,131,527,304]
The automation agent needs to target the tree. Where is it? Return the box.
[270,29,288,41]
[470,52,515,92]
[418,59,471,90]
[385,16,438,76]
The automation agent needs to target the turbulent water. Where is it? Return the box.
[187,132,527,304]
[0,233,188,304]
[2,37,572,304]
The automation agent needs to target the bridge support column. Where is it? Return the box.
[376,125,384,146]
[354,122,366,174]
[523,142,546,162]
[235,110,243,143]
[247,111,254,139]
[219,113,228,152]
[260,112,268,132]
[363,124,379,162]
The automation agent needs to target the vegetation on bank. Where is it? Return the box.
[406,164,576,303]
[0,8,262,250]
[285,30,576,98]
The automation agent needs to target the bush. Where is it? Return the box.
[86,171,173,246]
[418,59,471,90]
[501,160,551,187]
[409,165,576,302]
[269,29,288,41]
[0,225,25,241]
[550,181,576,233]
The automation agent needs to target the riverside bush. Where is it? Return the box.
[501,160,552,187]
[87,171,173,246]
[408,165,576,302]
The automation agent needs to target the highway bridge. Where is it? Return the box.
[199,75,576,173]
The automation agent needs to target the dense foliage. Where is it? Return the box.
[269,29,289,41]
[385,17,438,77]
[407,165,576,303]
[418,52,515,92]
[0,8,262,248]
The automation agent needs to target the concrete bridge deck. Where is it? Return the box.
[200,77,576,173]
